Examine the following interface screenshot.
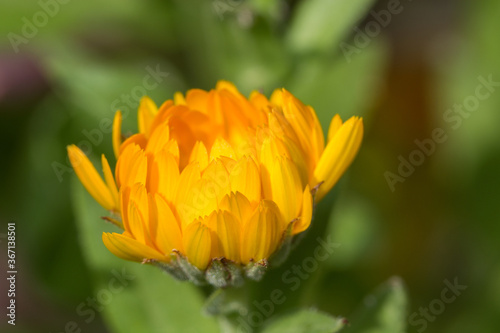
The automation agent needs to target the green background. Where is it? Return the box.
[0,0,499,332]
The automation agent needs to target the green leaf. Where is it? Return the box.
[262,309,347,333]
[287,40,386,129]
[71,177,219,333]
[286,0,376,54]
[342,277,408,333]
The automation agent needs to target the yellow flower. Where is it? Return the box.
[68,81,363,286]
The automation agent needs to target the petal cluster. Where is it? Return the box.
[68,81,363,284]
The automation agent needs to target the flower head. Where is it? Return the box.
[68,81,363,287]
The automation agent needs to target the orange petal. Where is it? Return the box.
[204,210,240,262]
[219,192,253,223]
[229,156,261,204]
[189,141,209,170]
[327,114,343,143]
[183,221,211,270]
[126,200,152,246]
[202,158,231,205]
[151,150,179,203]
[116,144,148,188]
[102,232,165,262]
[185,89,209,113]
[119,133,147,155]
[260,154,303,224]
[313,117,363,200]
[146,123,170,154]
[310,106,325,164]
[175,162,202,226]
[152,194,183,255]
[174,91,186,105]
[210,137,236,161]
[293,185,313,235]
[240,200,283,264]
[112,111,122,159]
[101,154,119,210]
[67,145,115,211]
[138,96,158,137]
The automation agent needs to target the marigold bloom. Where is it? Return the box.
[68,81,363,286]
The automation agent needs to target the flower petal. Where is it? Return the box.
[274,89,315,153]
[127,199,151,246]
[146,123,170,154]
[121,184,154,250]
[313,116,363,200]
[215,80,240,95]
[174,91,186,105]
[116,144,148,188]
[240,200,283,264]
[152,194,183,255]
[112,111,122,159]
[185,89,209,113]
[175,162,202,225]
[189,141,209,170]
[229,156,261,204]
[138,96,158,137]
[204,210,240,262]
[119,133,147,155]
[67,145,114,211]
[177,158,232,222]
[101,154,119,210]
[163,139,180,165]
[261,153,303,224]
[327,114,343,143]
[151,150,179,203]
[102,232,165,262]
[293,185,313,235]
[219,192,253,223]
[210,137,236,161]
[120,186,131,231]
[310,106,325,163]
[183,221,211,270]
[202,158,231,204]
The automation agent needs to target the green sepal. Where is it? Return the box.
[206,259,245,288]
[153,253,189,282]
[244,259,268,281]
[174,250,206,285]
[206,259,230,288]
[225,260,244,287]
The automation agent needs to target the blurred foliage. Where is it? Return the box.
[343,277,407,333]
[72,178,219,333]
[261,309,347,333]
[0,0,499,332]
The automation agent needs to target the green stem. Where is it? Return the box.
[204,287,251,333]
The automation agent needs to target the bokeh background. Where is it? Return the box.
[1,0,499,332]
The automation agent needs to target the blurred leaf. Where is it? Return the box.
[0,0,147,36]
[248,0,285,22]
[286,0,375,54]
[213,23,290,93]
[71,177,219,333]
[342,277,408,333]
[262,309,347,333]
[171,0,289,92]
[43,46,178,126]
[434,0,500,186]
[326,193,379,268]
[9,96,96,302]
[287,40,386,130]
